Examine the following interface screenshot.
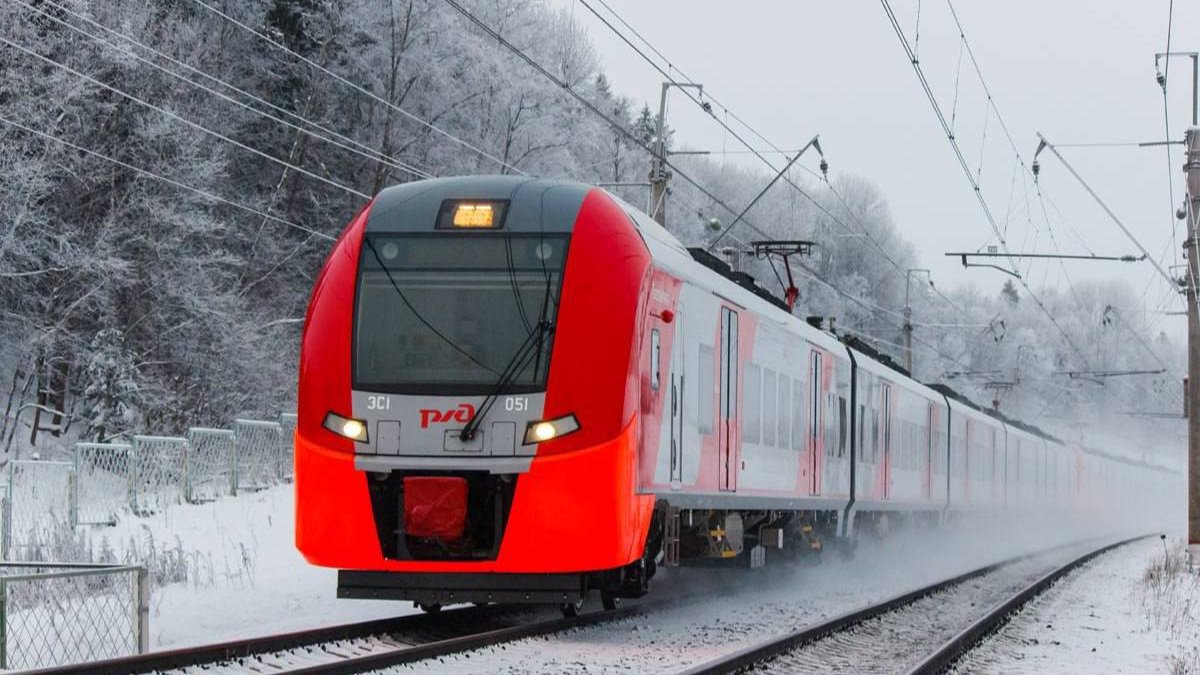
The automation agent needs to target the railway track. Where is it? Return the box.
[26,593,665,675]
[27,536,1145,675]
[678,534,1149,675]
[22,602,541,675]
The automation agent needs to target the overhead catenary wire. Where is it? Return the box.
[13,0,435,181]
[578,0,990,338]
[580,0,1084,396]
[879,0,1093,371]
[0,113,335,241]
[187,0,524,176]
[1035,134,1177,291]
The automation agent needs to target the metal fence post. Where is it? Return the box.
[67,468,78,529]
[136,566,149,654]
[182,438,192,504]
[127,443,139,512]
[230,437,239,497]
[0,577,7,669]
[1,492,11,560]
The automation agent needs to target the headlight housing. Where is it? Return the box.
[522,414,580,445]
[323,411,369,443]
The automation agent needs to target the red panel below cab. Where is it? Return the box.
[403,476,468,541]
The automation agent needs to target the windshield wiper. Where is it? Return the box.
[460,267,555,442]
[459,317,551,441]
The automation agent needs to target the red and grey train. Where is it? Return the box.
[295,175,1176,613]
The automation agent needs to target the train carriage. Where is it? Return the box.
[295,175,1180,612]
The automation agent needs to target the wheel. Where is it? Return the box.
[559,598,584,618]
[417,602,442,614]
[601,592,620,611]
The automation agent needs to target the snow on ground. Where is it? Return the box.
[91,485,411,650]
[80,487,1177,673]
[376,526,1128,675]
[953,536,1200,675]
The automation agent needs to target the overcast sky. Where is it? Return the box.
[551,0,1198,334]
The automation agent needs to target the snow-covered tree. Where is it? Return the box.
[81,329,141,441]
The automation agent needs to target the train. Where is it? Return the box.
[294,175,1178,615]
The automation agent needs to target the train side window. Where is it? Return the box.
[858,404,866,461]
[791,378,805,451]
[778,375,791,450]
[650,329,661,391]
[763,369,778,447]
[870,409,879,463]
[838,396,848,457]
[698,344,714,434]
[743,363,761,443]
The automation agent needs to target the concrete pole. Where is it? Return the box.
[1186,126,1200,564]
[649,83,670,226]
[902,269,929,374]
[902,306,913,374]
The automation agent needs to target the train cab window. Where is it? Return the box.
[763,369,778,447]
[743,363,761,443]
[698,344,714,434]
[650,329,661,391]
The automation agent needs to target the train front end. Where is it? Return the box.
[295,176,657,609]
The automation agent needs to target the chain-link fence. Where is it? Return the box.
[0,562,148,670]
[184,428,235,503]
[279,413,298,482]
[233,419,284,492]
[2,414,296,558]
[130,436,186,515]
[2,461,75,561]
[74,443,131,526]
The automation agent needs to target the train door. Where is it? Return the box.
[963,419,973,503]
[808,350,823,495]
[923,403,935,500]
[668,304,685,486]
[881,383,892,500]
[718,307,738,492]
[990,428,999,503]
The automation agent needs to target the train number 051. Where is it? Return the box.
[504,396,529,412]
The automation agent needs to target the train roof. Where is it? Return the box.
[600,184,1173,469]
[367,175,589,234]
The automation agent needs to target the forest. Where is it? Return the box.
[0,0,1183,460]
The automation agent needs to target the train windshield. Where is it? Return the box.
[354,234,568,393]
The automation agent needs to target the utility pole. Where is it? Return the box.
[1186,125,1200,565]
[650,82,703,226]
[903,269,931,374]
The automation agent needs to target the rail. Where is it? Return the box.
[678,534,1150,675]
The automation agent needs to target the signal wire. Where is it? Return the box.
[440,0,763,250]
[16,0,435,180]
[0,113,335,241]
[187,0,524,176]
[0,35,372,200]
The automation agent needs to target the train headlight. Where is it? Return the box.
[523,414,580,445]
[323,411,369,443]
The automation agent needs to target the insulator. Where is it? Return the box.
[1031,159,1040,181]
[819,158,829,178]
